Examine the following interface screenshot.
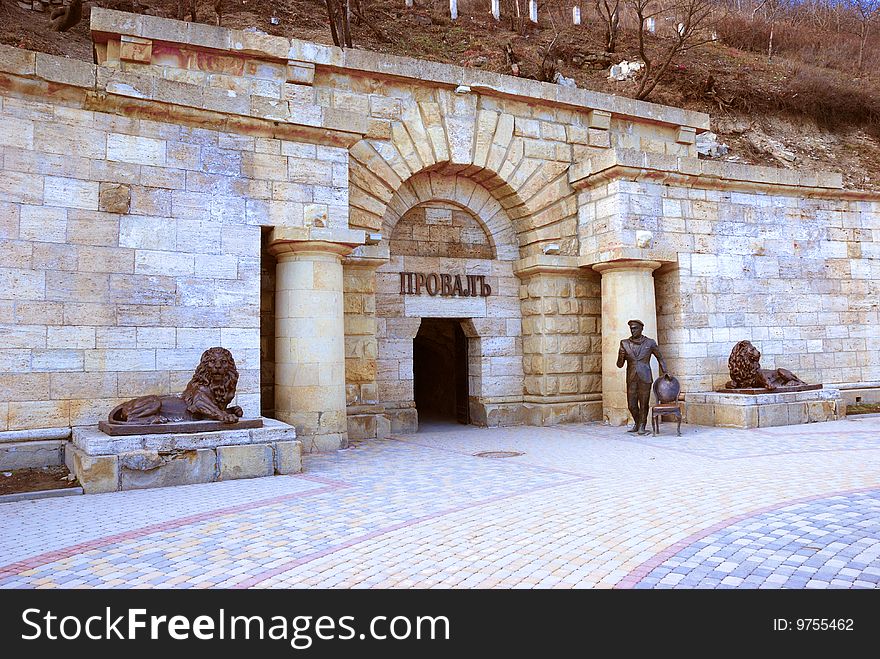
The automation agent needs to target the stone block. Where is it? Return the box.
[119,449,217,490]
[107,133,166,166]
[299,432,347,453]
[44,177,99,211]
[482,403,526,427]
[676,126,697,145]
[274,440,303,474]
[347,413,377,440]
[8,400,70,430]
[287,61,315,85]
[713,405,756,428]
[376,414,391,438]
[0,440,65,470]
[757,403,789,428]
[217,443,274,480]
[0,116,35,150]
[684,403,714,427]
[587,110,612,130]
[249,418,297,443]
[0,44,36,76]
[98,183,132,213]
[35,53,95,88]
[120,36,153,64]
[787,402,808,425]
[66,445,118,494]
[808,400,839,422]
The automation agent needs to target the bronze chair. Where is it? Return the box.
[651,375,682,436]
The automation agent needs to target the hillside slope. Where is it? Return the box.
[1,0,878,189]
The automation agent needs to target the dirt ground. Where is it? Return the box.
[0,465,80,495]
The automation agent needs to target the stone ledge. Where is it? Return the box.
[0,44,368,138]
[0,440,65,471]
[0,427,71,444]
[569,148,851,194]
[513,254,582,279]
[89,7,710,132]
[74,418,296,455]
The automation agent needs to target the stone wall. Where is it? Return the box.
[574,154,880,396]
[656,187,880,392]
[390,202,494,260]
[0,45,352,433]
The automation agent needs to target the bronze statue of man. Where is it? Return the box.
[617,319,668,435]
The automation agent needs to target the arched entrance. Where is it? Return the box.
[361,171,525,434]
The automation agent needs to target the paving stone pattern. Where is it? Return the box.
[1,416,879,589]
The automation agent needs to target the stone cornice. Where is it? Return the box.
[592,260,664,274]
[0,44,368,146]
[89,8,710,133]
[569,148,880,199]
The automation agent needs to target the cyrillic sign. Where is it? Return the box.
[399,272,491,297]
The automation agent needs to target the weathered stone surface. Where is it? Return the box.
[274,440,303,474]
[119,449,217,490]
[98,183,131,213]
[66,445,118,494]
[217,443,274,480]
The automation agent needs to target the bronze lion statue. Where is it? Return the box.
[108,347,243,424]
[725,340,808,390]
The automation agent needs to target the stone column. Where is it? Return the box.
[592,260,662,426]
[269,235,357,452]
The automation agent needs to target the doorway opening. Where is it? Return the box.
[413,318,470,425]
[259,227,276,419]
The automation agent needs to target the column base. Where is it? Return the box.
[521,400,602,426]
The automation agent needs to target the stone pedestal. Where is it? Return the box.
[593,260,662,426]
[67,418,301,494]
[269,229,363,452]
[685,389,843,428]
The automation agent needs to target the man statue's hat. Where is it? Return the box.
[627,319,644,328]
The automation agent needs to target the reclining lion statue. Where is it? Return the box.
[108,347,243,424]
[725,340,808,390]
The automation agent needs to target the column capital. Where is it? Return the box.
[268,226,365,259]
[513,254,581,280]
[592,259,663,275]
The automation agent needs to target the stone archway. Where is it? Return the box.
[345,168,525,435]
[345,87,580,258]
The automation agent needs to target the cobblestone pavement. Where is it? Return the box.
[1,415,879,589]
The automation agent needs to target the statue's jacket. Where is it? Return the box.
[618,337,663,385]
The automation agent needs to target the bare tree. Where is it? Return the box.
[629,0,718,100]
[752,0,787,61]
[177,0,197,22]
[325,0,353,48]
[350,0,390,42]
[504,0,528,35]
[848,0,880,71]
[595,0,622,51]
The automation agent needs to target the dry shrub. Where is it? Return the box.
[731,66,880,136]
[716,13,880,73]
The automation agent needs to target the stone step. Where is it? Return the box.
[0,440,67,471]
